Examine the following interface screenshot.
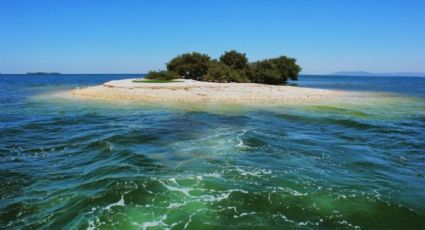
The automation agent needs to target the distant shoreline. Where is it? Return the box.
[331,71,425,77]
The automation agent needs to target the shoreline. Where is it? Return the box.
[70,78,375,105]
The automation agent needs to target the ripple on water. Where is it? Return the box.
[1,83,425,229]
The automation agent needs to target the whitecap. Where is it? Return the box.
[234,212,256,218]
[140,215,168,230]
[160,180,192,197]
[204,171,222,178]
[104,194,125,210]
[201,192,230,202]
[234,166,272,177]
[167,202,186,209]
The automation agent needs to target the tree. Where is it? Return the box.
[166,52,211,80]
[145,70,179,80]
[248,56,301,84]
[248,60,282,84]
[202,61,246,83]
[219,50,248,70]
[271,56,301,81]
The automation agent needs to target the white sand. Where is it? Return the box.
[70,78,371,105]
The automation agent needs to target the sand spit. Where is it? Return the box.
[70,79,372,105]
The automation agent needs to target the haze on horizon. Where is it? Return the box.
[1,0,424,75]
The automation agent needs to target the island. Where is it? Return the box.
[71,51,367,104]
[27,72,61,75]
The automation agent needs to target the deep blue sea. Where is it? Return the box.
[1,74,424,229]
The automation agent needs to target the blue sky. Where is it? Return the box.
[1,0,424,74]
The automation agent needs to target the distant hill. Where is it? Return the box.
[332,71,425,77]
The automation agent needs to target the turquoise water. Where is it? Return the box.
[1,75,425,229]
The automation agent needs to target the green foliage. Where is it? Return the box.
[166,52,211,80]
[144,70,179,80]
[219,50,248,70]
[248,56,301,84]
[202,61,246,83]
[146,51,301,85]
[271,56,302,81]
[248,61,282,84]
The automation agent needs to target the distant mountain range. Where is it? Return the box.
[331,71,425,77]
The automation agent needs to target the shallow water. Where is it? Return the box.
[1,74,425,229]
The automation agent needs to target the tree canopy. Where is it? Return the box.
[219,50,248,70]
[147,50,301,85]
[166,52,211,81]
[203,61,246,83]
[249,56,301,84]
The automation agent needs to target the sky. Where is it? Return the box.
[0,0,424,74]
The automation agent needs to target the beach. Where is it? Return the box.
[71,78,372,105]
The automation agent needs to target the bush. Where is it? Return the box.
[144,70,179,80]
[248,56,301,84]
[202,61,246,83]
[219,50,248,70]
[166,52,211,80]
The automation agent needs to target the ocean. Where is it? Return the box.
[0,74,424,229]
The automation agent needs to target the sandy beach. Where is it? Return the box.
[70,78,374,105]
